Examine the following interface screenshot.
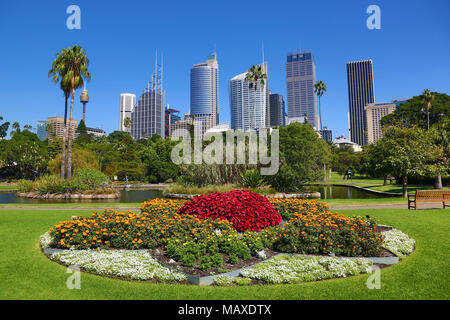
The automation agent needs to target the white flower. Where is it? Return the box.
[382,229,415,258]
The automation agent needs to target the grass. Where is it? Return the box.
[1,207,449,299]
[321,172,448,195]
[0,185,18,190]
[0,202,142,208]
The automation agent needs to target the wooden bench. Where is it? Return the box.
[408,190,450,210]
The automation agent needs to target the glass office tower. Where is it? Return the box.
[286,50,318,129]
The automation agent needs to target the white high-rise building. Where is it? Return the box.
[119,93,136,132]
[229,62,268,132]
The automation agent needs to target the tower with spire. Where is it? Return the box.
[80,84,89,124]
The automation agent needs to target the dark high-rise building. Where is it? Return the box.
[165,107,180,138]
[347,60,375,146]
[286,51,318,129]
[269,93,285,127]
[321,126,332,142]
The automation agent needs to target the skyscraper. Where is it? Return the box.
[190,52,219,135]
[165,106,180,138]
[269,93,285,127]
[119,93,136,132]
[131,56,165,140]
[229,62,268,132]
[364,102,395,144]
[347,60,375,146]
[286,51,318,129]
[36,120,47,141]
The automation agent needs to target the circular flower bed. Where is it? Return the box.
[42,194,415,285]
[177,190,282,232]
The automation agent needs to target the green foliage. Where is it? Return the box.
[48,148,100,176]
[268,123,331,192]
[381,92,449,129]
[32,175,71,193]
[72,168,110,190]
[0,116,10,139]
[0,130,48,179]
[240,169,266,188]
[17,179,33,192]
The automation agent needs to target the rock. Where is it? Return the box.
[257,250,267,259]
[168,259,176,264]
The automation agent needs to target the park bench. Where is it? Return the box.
[408,190,450,210]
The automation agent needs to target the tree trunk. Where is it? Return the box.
[67,90,75,179]
[402,176,408,198]
[61,95,68,179]
[434,172,442,189]
[383,175,387,186]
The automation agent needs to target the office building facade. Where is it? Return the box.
[269,93,285,127]
[46,117,77,141]
[190,52,219,135]
[347,60,375,146]
[119,93,136,132]
[364,102,396,144]
[320,126,332,142]
[286,51,318,129]
[131,90,165,140]
[165,107,181,138]
[229,62,268,132]
[36,120,47,141]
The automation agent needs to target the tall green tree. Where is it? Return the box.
[371,126,440,197]
[429,120,450,189]
[53,45,91,179]
[0,117,10,139]
[421,89,434,130]
[381,92,449,129]
[245,65,267,129]
[314,80,327,132]
[48,47,72,179]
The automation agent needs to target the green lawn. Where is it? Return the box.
[0,185,18,190]
[1,207,449,299]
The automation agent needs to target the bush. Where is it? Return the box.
[48,148,100,176]
[17,179,33,192]
[32,175,71,194]
[269,199,329,220]
[72,168,110,190]
[240,169,266,188]
[177,190,282,232]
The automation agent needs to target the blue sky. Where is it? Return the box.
[0,0,449,138]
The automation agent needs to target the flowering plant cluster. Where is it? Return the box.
[48,199,234,250]
[273,210,384,257]
[268,199,329,220]
[177,190,282,232]
[239,255,373,284]
[382,229,415,258]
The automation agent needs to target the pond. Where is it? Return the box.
[0,185,394,204]
[303,185,392,199]
[0,189,164,204]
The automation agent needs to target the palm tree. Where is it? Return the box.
[421,89,434,130]
[10,122,20,137]
[314,80,327,133]
[245,65,267,130]
[50,45,91,179]
[124,117,132,131]
[49,48,72,178]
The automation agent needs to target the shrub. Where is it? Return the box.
[240,169,266,188]
[72,168,110,190]
[272,211,383,257]
[32,175,71,194]
[269,199,329,220]
[177,190,282,232]
[17,179,33,192]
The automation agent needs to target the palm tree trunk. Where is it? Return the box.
[67,89,75,179]
[61,94,68,179]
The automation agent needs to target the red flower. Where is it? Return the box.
[177,190,282,232]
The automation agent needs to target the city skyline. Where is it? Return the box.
[1,1,449,139]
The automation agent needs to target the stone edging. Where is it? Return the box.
[164,192,321,200]
[18,192,120,199]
